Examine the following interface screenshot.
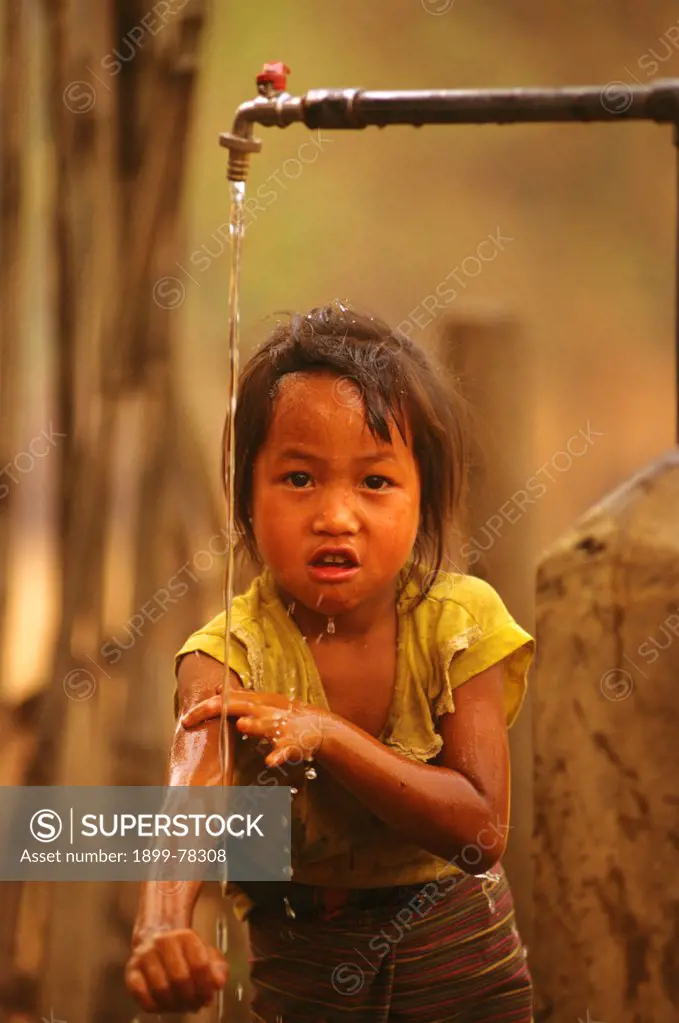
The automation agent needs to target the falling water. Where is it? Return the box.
[478,870,502,915]
[216,178,247,1021]
[283,896,297,920]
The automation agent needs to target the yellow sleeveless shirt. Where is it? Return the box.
[174,563,534,922]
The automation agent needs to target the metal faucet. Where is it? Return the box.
[220,63,679,181]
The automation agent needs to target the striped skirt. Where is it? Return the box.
[246,865,533,1022]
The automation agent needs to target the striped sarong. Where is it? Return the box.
[247,864,533,1022]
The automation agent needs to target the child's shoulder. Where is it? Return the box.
[405,566,513,632]
[405,566,534,730]
[174,572,271,682]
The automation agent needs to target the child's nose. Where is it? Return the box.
[313,487,359,530]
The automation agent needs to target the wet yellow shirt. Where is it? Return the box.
[174,563,534,922]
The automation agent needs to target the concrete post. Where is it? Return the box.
[532,450,679,1021]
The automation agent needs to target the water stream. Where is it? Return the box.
[214,177,328,1021]
[216,178,246,1021]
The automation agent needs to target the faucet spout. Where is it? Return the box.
[220,93,307,181]
[219,115,263,183]
[220,62,301,181]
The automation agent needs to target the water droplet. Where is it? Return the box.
[315,633,324,644]
[286,602,296,616]
[523,944,529,959]
[326,617,335,634]
[216,914,228,953]
[290,786,298,795]
[304,765,317,780]
[235,981,244,1001]
[241,733,248,740]
[283,896,296,919]
[316,594,324,608]
[481,875,499,914]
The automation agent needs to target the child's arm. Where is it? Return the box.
[183,660,509,870]
[317,660,510,869]
[125,652,241,1015]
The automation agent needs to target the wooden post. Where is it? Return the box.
[532,450,679,1021]
[436,313,537,945]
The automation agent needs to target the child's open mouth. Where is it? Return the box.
[308,563,360,583]
[308,549,360,583]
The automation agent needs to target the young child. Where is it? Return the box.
[125,304,535,1021]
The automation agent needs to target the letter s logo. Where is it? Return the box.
[30,809,63,843]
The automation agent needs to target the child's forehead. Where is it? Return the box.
[263,371,412,454]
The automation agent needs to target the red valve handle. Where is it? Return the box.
[256,62,290,93]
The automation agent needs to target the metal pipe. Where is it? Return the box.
[220,77,679,440]
[220,82,679,180]
[226,81,679,135]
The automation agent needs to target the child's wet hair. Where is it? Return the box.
[223,302,471,606]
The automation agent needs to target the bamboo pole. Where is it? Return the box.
[0,2,30,1012]
[0,0,25,696]
[0,2,215,1019]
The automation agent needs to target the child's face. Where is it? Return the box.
[251,372,421,615]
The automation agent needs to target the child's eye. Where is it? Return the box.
[283,472,313,488]
[364,475,394,490]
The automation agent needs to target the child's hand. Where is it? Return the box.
[125,927,228,1014]
[181,691,329,769]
